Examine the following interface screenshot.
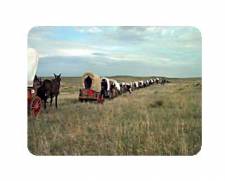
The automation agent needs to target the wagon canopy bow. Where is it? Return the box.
[28,48,39,87]
[82,72,101,92]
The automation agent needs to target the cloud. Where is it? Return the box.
[58,48,95,57]
[75,27,103,33]
[29,26,202,77]
[92,52,107,56]
[37,55,201,77]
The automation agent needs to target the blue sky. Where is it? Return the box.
[28,26,201,77]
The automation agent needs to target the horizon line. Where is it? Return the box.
[36,74,202,79]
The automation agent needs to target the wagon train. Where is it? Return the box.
[78,72,167,103]
[27,48,42,117]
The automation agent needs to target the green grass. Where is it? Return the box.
[28,77,201,155]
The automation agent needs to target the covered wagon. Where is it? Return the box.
[109,79,121,97]
[27,48,42,117]
[101,77,111,98]
[78,72,104,103]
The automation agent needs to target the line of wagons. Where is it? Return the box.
[27,48,168,117]
[78,71,168,104]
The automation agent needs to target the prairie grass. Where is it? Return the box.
[28,77,201,155]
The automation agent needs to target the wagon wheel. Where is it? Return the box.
[108,92,112,99]
[97,94,104,104]
[31,96,42,117]
[112,89,116,98]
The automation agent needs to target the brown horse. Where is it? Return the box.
[37,73,61,109]
[33,75,42,91]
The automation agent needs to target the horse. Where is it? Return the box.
[37,73,61,109]
[109,81,117,98]
[160,78,167,85]
[33,75,42,91]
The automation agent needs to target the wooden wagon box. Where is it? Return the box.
[79,89,104,103]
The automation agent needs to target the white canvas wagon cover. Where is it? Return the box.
[28,48,39,87]
[82,72,101,92]
[110,79,121,91]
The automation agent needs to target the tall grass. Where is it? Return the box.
[28,78,201,155]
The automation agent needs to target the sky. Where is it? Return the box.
[28,26,201,77]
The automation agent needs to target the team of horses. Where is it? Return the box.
[33,74,168,110]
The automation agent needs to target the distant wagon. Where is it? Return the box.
[79,72,104,103]
[109,79,120,98]
[27,48,42,117]
[101,77,111,98]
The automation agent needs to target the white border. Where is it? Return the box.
[0,0,225,180]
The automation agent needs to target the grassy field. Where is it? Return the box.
[28,77,201,155]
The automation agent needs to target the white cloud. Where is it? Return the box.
[108,53,150,63]
[76,27,102,33]
[59,48,95,56]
